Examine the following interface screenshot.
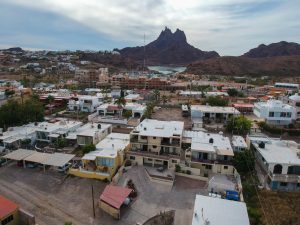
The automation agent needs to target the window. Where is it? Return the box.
[153,145,157,148]
[153,137,156,139]
[97,158,114,167]
[287,112,292,118]
[147,158,153,161]
[205,165,212,170]
[269,112,274,117]
[130,156,135,160]
[280,182,287,187]
[172,160,177,163]
[1,215,14,225]
[224,166,228,170]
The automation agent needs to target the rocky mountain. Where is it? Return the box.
[242,41,300,58]
[186,55,300,76]
[116,27,219,65]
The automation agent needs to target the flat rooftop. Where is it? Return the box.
[75,123,111,137]
[250,136,300,165]
[191,105,240,114]
[184,131,234,156]
[132,119,184,138]
[232,136,247,148]
[191,195,250,225]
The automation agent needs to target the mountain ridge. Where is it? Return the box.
[116,27,219,65]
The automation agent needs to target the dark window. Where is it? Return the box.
[2,215,14,225]
[280,182,287,187]
[148,158,153,161]
[205,165,212,170]
[172,160,177,163]
[224,166,228,170]
[273,164,283,174]
[153,145,157,148]
[129,156,135,160]
[269,112,274,117]
[153,137,156,139]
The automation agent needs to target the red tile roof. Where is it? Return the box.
[100,185,132,209]
[0,195,19,219]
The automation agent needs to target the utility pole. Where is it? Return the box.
[91,181,95,218]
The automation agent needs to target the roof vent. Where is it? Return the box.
[209,138,214,144]
[144,127,147,131]
[259,142,265,148]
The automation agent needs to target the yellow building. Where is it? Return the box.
[0,195,19,225]
[69,133,130,180]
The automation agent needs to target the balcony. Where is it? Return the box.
[269,172,300,183]
[161,140,181,147]
[191,157,233,165]
[128,150,180,160]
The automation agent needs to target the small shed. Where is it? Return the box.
[99,185,132,219]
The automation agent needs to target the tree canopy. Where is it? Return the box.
[0,95,44,130]
[202,96,229,106]
[226,116,252,135]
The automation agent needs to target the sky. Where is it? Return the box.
[0,0,299,56]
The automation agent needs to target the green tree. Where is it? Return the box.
[153,89,160,103]
[161,95,168,105]
[226,116,252,135]
[4,89,15,97]
[143,102,155,119]
[233,151,255,175]
[203,96,228,106]
[82,144,96,154]
[54,137,67,149]
[115,96,126,117]
[123,110,132,119]
[227,88,239,97]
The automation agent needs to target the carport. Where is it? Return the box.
[43,153,75,168]
[23,152,51,172]
[2,149,35,168]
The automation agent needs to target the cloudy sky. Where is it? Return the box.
[0,0,299,55]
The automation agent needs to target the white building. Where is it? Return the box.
[288,93,300,119]
[247,135,300,191]
[275,82,299,91]
[191,195,250,225]
[191,105,240,122]
[128,119,184,169]
[0,91,5,100]
[253,100,296,125]
[66,123,112,146]
[68,95,103,113]
[184,131,235,177]
[231,136,248,152]
[97,103,146,118]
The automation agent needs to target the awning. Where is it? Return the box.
[43,153,75,167]
[48,133,60,138]
[82,155,97,161]
[24,152,50,164]
[3,149,35,161]
[217,149,234,156]
[100,185,132,209]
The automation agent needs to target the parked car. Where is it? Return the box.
[57,163,72,173]
[0,158,7,167]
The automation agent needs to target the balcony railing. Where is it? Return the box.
[128,150,180,160]
[269,172,300,183]
[191,157,233,165]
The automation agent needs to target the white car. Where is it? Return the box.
[57,163,72,173]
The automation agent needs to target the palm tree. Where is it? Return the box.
[153,89,160,103]
[161,95,168,105]
[115,96,126,117]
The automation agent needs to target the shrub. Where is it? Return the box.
[175,164,181,172]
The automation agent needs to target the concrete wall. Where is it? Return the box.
[19,208,35,225]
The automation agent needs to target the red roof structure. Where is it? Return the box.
[100,185,132,209]
[232,103,254,108]
[0,195,19,219]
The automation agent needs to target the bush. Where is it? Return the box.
[175,164,181,172]
[82,144,96,154]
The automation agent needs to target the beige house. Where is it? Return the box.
[127,119,184,169]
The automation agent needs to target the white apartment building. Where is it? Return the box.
[231,135,248,152]
[68,95,103,113]
[184,131,236,177]
[66,123,112,146]
[191,105,240,122]
[253,100,296,125]
[288,93,300,119]
[127,119,184,169]
[247,135,300,191]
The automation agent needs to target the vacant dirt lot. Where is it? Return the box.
[152,108,192,129]
[0,163,206,225]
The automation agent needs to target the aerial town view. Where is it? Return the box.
[0,1,300,225]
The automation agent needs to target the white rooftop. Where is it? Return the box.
[192,195,250,225]
[191,105,240,114]
[184,131,234,156]
[83,133,130,159]
[232,136,247,148]
[73,123,111,137]
[254,100,295,110]
[132,119,184,138]
[249,136,300,165]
